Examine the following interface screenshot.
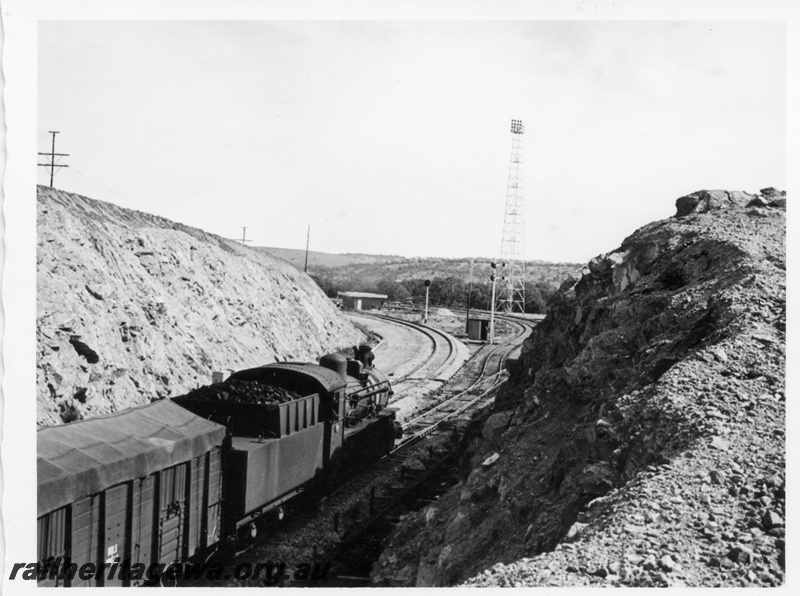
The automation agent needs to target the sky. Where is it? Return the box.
[37,19,786,263]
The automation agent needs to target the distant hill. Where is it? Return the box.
[258,248,583,313]
[257,246,402,269]
[260,247,582,291]
[324,257,582,289]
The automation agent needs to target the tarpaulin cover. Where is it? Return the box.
[37,400,227,516]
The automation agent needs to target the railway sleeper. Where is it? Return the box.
[416,457,441,468]
[333,575,373,585]
[319,429,470,584]
[399,468,423,482]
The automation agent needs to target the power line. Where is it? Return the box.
[48,155,245,247]
[37,131,69,188]
[69,166,151,212]
[63,164,250,246]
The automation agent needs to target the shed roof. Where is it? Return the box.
[337,292,388,299]
[37,400,226,516]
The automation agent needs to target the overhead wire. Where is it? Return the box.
[68,166,261,246]
[68,166,152,212]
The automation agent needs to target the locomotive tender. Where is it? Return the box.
[36,346,397,587]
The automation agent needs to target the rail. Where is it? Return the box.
[352,312,463,386]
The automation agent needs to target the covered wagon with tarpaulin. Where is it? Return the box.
[37,400,227,587]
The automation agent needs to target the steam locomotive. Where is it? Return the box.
[36,345,398,587]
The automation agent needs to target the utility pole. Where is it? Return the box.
[227,227,252,245]
[489,262,498,344]
[304,225,311,273]
[228,226,252,244]
[38,131,69,188]
[466,259,474,334]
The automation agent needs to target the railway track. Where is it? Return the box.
[377,314,460,383]
[352,312,463,385]
[396,314,532,446]
[313,314,536,584]
[187,311,535,587]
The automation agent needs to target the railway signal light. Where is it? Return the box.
[489,264,498,344]
[424,280,431,323]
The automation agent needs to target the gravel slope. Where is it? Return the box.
[36,186,364,427]
[372,188,786,588]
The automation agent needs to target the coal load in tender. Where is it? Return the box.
[180,379,301,405]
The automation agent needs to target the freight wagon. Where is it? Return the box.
[36,347,398,587]
[36,400,226,587]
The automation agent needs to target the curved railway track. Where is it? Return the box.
[379,313,458,381]
[396,314,532,448]
[185,310,536,587]
[312,313,536,584]
[353,312,462,385]
[323,312,533,520]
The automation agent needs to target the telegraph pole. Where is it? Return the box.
[466,259,474,334]
[489,262,498,344]
[304,225,311,273]
[240,227,252,244]
[38,131,69,187]
[227,227,253,245]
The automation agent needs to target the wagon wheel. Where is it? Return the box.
[236,521,258,543]
[158,563,180,588]
[272,505,286,523]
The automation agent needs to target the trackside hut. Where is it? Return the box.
[337,291,388,311]
[37,400,227,587]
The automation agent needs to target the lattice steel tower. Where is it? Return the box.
[497,118,526,314]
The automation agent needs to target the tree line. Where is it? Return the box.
[310,272,557,314]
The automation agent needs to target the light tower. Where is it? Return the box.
[496,118,526,314]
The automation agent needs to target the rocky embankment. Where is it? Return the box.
[373,188,786,587]
[36,186,364,427]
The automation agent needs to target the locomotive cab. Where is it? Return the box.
[317,349,399,468]
[319,349,393,428]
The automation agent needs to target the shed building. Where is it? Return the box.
[467,318,491,341]
[337,291,388,311]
